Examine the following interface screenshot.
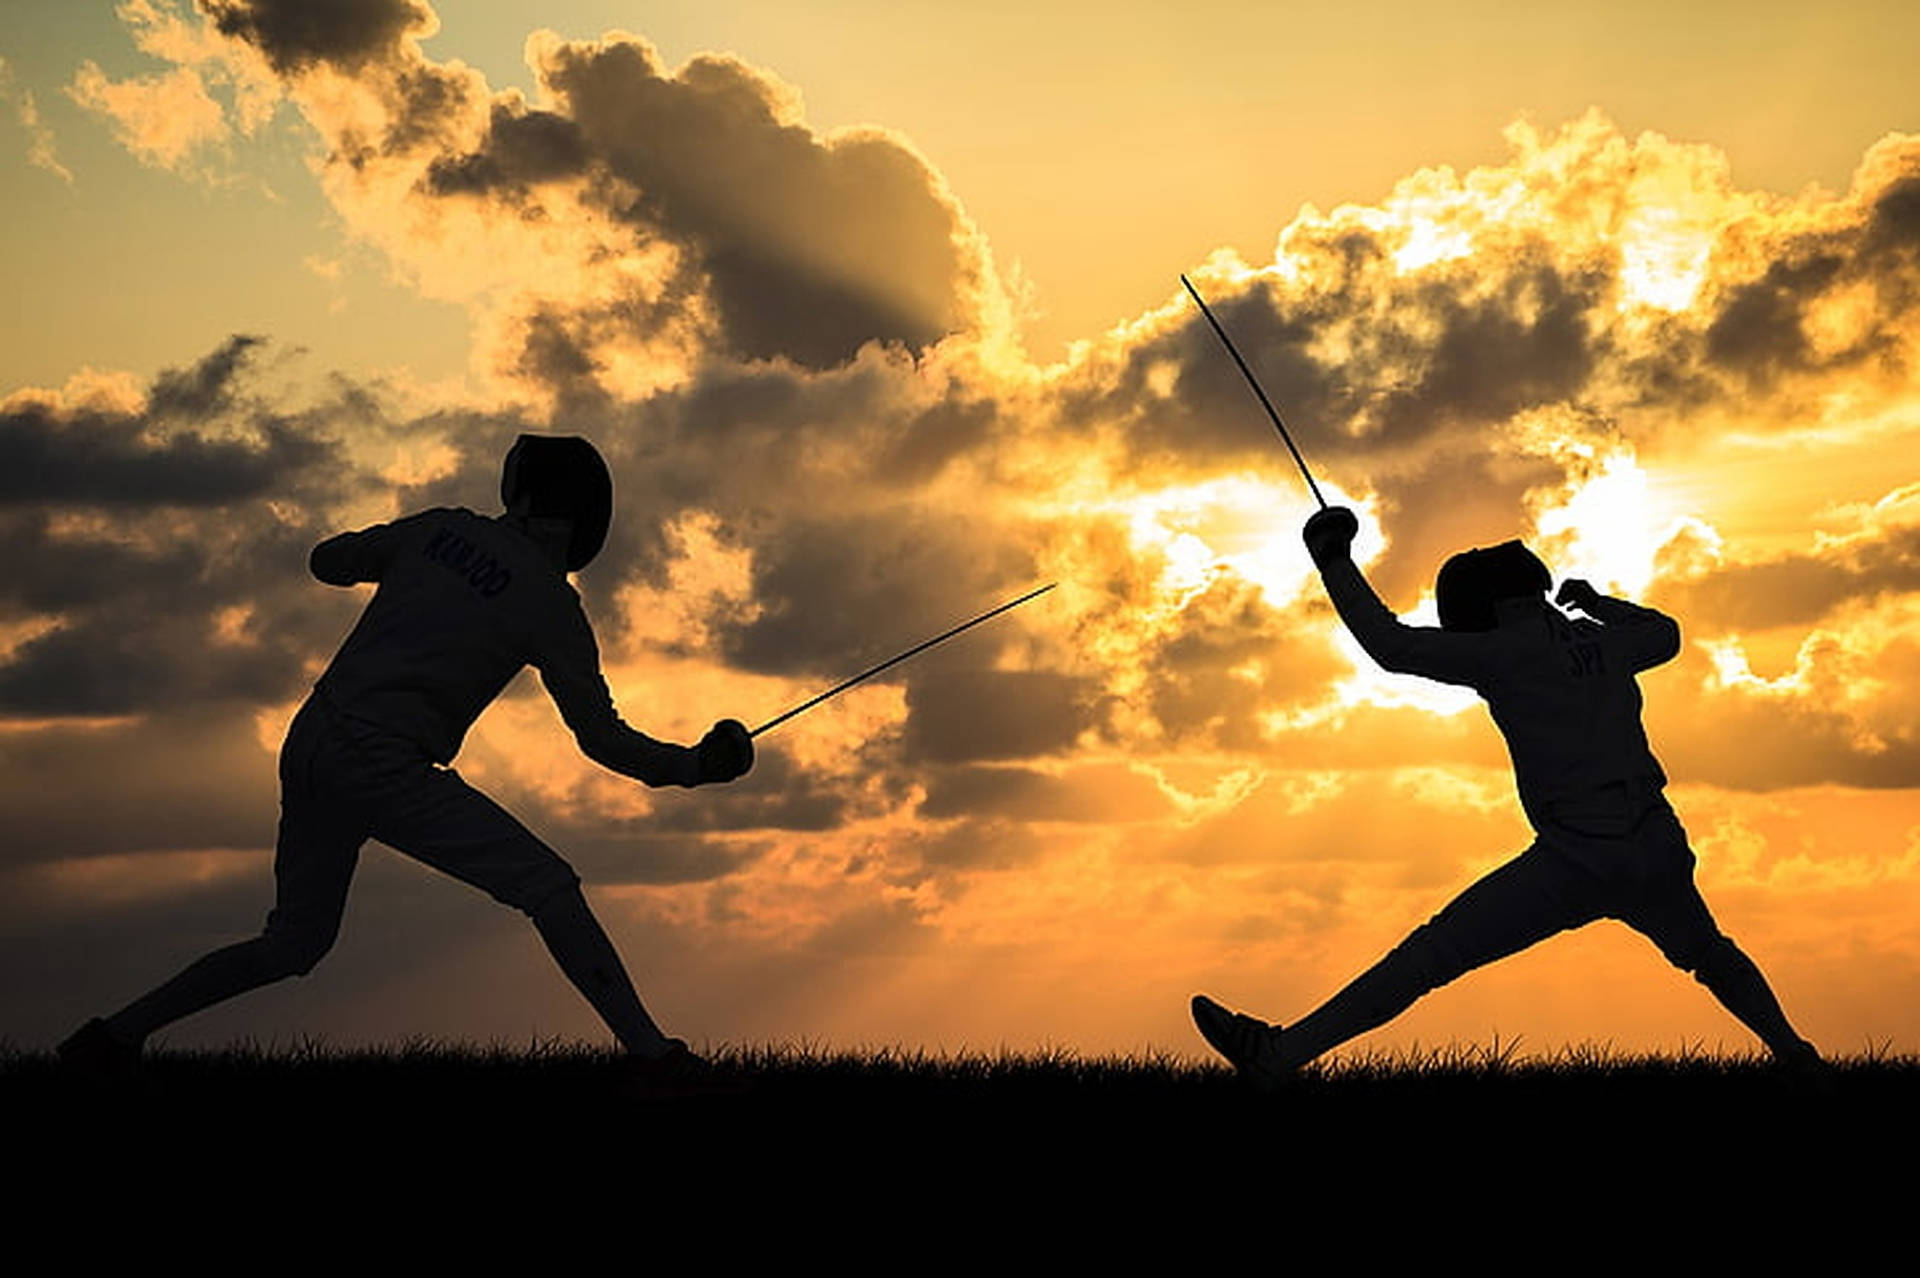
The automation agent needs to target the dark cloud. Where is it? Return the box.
[1868,175,1920,247]
[716,506,1037,677]
[196,5,1003,382]
[1697,156,1920,391]
[424,103,588,201]
[1704,254,1848,381]
[0,338,374,715]
[1656,525,1920,632]
[0,337,336,507]
[918,762,1177,823]
[203,0,432,77]
[1063,140,1920,520]
[421,35,988,371]
[148,334,265,418]
[1120,576,1330,749]
[1650,645,1920,791]
[876,397,1000,485]
[0,502,362,715]
[1065,246,1608,487]
[907,816,1054,871]
[1365,447,1568,604]
[903,669,1090,763]
[512,310,615,415]
[625,744,867,835]
[0,401,330,506]
[551,39,983,366]
[375,62,478,156]
[0,706,276,862]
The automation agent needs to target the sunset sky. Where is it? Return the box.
[4,0,1917,1061]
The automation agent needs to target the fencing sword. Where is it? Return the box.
[750,582,1057,737]
[1180,274,1327,510]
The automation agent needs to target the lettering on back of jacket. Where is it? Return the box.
[423,527,513,599]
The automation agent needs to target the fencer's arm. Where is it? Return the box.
[1317,555,1486,684]
[568,703,703,789]
[1556,580,1680,671]
[309,515,421,586]
[1303,507,1486,684]
[310,531,380,585]
[535,598,703,788]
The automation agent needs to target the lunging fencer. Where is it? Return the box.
[61,435,753,1080]
[1193,506,1821,1081]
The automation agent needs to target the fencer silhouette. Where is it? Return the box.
[1193,506,1821,1082]
[60,435,753,1083]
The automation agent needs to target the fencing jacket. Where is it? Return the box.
[1317,555,1680,827]
[309,507,698,786]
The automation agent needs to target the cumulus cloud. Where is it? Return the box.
[62,0,288,174]
[201,0,435,76]
[1054,119,1920,605]
[0,340,333,506]
[1656,483,1920,632]
[68,58,229,170]
[1701,161,1920,390]
[135,0,1010,403]
[1646,597,1920,791]
[0,339,359,716]
[530,34,993,369]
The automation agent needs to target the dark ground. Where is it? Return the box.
[11,1041,1914,1260]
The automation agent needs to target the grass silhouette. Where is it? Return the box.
[11,1037,1913,1236]
[12,1032,1912,1095]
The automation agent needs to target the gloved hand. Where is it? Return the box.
[694,719,754,784]
[1302,506,1359,567]
[1555,578,1602,613]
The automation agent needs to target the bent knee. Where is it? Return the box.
[1666,931,1739,980]
[258,925,338,978]
[1389,924,1466,993]
[515,872,585,922]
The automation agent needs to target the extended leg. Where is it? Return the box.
[1627,881,1818,1062]
[1281,845,1602,1067]
[102,921,341,1047]
[102,805,359,1048]
[1694,937,1818,1061]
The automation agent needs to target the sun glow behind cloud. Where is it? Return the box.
[1101,474,1331,609]
[1535,451,1685,599]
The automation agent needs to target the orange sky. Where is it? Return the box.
[2,1,1917,1061]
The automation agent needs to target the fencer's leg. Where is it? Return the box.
[1692,936,1818,1061]
[1281,846,1598,1068]
[92,701,362,1050]
[1630,881,1817,1061]
[103,811,359,1047]
[530,886,674,1058]
[364,758,679,1060]
[1280,944,1440,1068]
[102,923,342,1047]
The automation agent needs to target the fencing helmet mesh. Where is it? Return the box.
[500,434,613,571]
[1435,540,1550,632]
